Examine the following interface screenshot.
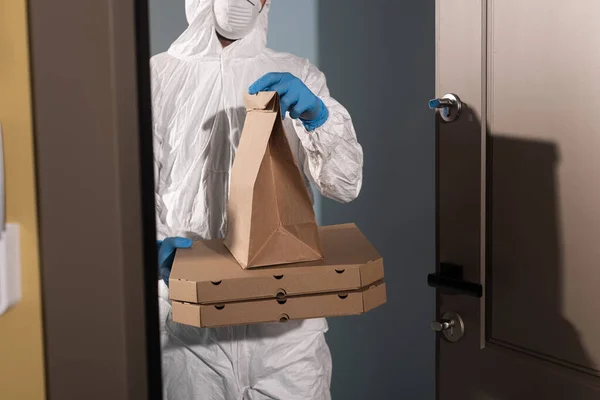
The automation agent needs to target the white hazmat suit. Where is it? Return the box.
[153,0,364,398]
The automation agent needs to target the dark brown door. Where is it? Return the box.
[435,0,600,398]
[27,0,162,398]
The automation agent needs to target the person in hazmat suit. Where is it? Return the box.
[154,0,364,398]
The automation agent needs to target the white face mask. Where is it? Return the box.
[213,0,262,40]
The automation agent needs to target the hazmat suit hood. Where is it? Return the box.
[169,0,270,59]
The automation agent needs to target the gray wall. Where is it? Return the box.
[149,0,186,56]
[317,1,435,398]
[148,1,436,398]
[266,0,318,63]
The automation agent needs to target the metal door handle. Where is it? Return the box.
[427,262,483,298]
[429,93,462,122]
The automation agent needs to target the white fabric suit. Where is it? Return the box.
[153,0,364,398]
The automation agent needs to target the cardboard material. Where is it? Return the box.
[170,223,384,304]
[172,281,387,328]
[224,91,323,268]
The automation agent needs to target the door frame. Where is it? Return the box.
[435,0,487,395]
[27,0,161,398]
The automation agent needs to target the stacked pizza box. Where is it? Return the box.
[169,92,386,328]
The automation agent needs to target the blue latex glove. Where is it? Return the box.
[157,237,193,286]
[249,72,329,131]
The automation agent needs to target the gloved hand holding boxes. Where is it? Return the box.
[169,92,386,328]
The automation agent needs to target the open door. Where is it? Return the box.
[27,0,162,398]
[433,0,600,398]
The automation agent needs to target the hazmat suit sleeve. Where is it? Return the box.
[151,60,169,240]
[153,130,169,240]
[291,61,364,204]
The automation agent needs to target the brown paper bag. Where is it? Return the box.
[224,91,323,268]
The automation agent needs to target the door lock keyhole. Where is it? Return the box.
[431,311,465,342]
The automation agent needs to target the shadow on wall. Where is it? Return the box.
[483,131,597,398]
[317,1,436,399]
[489,134,597,375]
[478,132,598,398]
